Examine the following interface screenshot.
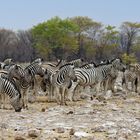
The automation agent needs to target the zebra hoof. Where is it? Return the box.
[25,106,29,110]
[72,98,77,102]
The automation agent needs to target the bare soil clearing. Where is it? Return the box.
[0,94,140,140]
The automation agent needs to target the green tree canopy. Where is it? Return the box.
[31,17,79,59]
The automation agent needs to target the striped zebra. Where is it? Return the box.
[71,58,126,101]
[122,65,138,93]
[0,64,25,109]
[43,63,77,105]
[0,58,14,70]
[0,77,22,112]
[40,59,66,100]
[20,60,45,109]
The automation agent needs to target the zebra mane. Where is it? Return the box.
[59,63,73,70]
[15,64,23,69]
[96,60,110,67]
[47,63,56,67]
[89,61,97,67]
[80,63,89,68]
[110,58,122,63]
[56,59,63,67]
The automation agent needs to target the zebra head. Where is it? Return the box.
[111,58,126,72]
[31,58,43,65]
[68,58,84,67]
[8,64,25,80]
[25,62,44,77]
[56,59,66,68]
[10,93,23,112]
[68,65,77,82]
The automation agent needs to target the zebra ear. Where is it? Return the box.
[41,58,44,62]
[19,93,21,99]
[106,60,110,64]
[15,65,18,69]
[45,69,47,74]
[28,69,32,74]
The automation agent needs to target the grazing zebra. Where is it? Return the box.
[44,64,77,105]
[71,58,125,101]
[0,64,25,109]
[0,77,22,112]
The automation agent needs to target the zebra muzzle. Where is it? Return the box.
[73,77,77,82]
[15,108,22,112]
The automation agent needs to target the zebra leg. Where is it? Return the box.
[95,82,105,101]
[67,82,77,102]
[104,78,109,95]
[1,93,6,109]
[25,89,29,109]
[48,85,54,102]
[0,94,4,109]
[32,78,39,100]
[3,93,6,109]
[0,94,2,108]
[72,84,80,101]
[50,85,54,102]
[64,89,68,105]
[61,88,65,105]
[54,87,60,105]
[134,77,138,93]
[22,89,28,109]
[21,90,25,109]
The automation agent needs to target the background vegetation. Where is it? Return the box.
[0,16,140,63]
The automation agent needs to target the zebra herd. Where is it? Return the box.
[0,58,139,112]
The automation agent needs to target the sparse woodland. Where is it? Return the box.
[0,16,140,63]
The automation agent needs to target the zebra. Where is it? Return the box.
[71,58,126,101]
[122,65,138,93]
[0,64,25,109]
[0,77,22,112]
[40,59,66,100]
[20,60,45,109]
[43,63,77,105]
[1,58,14,70]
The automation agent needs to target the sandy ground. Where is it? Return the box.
[0,93,140,140]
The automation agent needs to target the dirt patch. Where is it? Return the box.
[0,95,140,140]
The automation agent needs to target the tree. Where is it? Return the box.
[70,16,101,58]
[0,29,19,60]
[120,22,140,55]
[31,17,78,60]
[94,25,119,61]
[16,30,35,62]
